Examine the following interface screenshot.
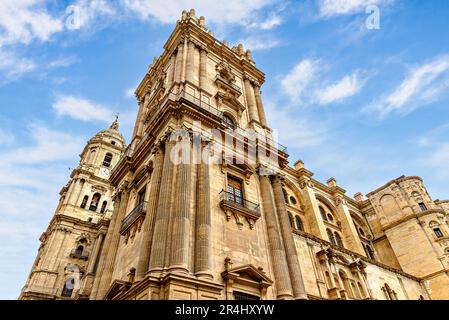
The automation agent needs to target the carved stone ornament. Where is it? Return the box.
[215,60,235,83]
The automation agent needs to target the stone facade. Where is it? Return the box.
[20,9,449,300]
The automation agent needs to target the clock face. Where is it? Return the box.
[99,167,110,178]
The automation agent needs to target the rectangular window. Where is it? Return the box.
[137,187,146,205]
[434,228,444,238]
[418,202,427,212]
[227,176,243,205]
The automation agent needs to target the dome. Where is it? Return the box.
[92,117,126,148]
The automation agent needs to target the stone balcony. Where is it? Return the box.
[219,190,260,229]
[119,201,147,236]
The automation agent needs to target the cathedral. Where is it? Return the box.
[20,9,449,300]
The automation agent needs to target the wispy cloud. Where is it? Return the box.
[0,49,36,84]
[281,58,320,102]
[314,71,363,105]
[238,36,281,51]
[52,95,115,123]
[364,55,449,118]
[66,0,116,31]
[0,0,63,46]
[318,0,389,18]
[121,0,276,26]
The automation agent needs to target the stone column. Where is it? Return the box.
[174,43,184,91]
[272,175,308,300]
[135,146,164,280]
[244,78,260,124]
[199,48,208,92]
[73,179,86,208]
[254,84,267,127]
[169,136,192,273]
[185,40,195,84]
[295,164,328,240]
[334,195,365,255]
[194,143,212,278]
[92,187,130,299]
[148,139,176,274]
[87,233,105,274]
[63,180,76,205]
[258,174,293,299]
[181,37,188,83]
[132,100,144,139]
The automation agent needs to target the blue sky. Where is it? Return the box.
[0,0,448,299]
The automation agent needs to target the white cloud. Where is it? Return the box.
[315,72,363,105]
[1,125,84,166]
[53,95,115,123]
[319,0,387,17]
[365,55,449,118]
[238,36,281,51]
[0,0,63,46]
[248,13,283,30]
[121,0,275,26]
[265,101,327,149]
[125,87,136,98]
[0,49,36,84]
[66,0,116,30]
[281,59,320,101]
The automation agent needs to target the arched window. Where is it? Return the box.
[327,228,335,245]
[358,227,365,237]
[282,188,289,204]
[365,245,375,260]
[288,212,294,228]
[295,216,303,231]
[103,153,113,168]
[319,206,328,221]
[339,270,352,299]
[334,232,344,247]
[61,278,74,298]
[80,195,88,209]
[75,245,84,256]
[223,114,236,129]
[100,201,107,214]
[357,282,366,298]
[89,193,101,212]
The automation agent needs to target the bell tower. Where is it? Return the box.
[19,119,125,300]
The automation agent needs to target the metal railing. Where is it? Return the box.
[120,201,147,235]
[179,89,223,119]
[219,190,260,215]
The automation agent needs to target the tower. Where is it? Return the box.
[365,176,449,299]
[20,9,448,301]
[19,120,125,300]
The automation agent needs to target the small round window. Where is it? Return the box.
[327,213,334,222]
[289,196,297,205]
[111,141,116,145]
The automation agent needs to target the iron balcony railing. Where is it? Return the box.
[219,190,260,215]
[222,124,288,154]
[120,201,147,235]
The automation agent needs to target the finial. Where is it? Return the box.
[111,113,119,130]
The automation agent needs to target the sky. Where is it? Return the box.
[0,0,448,300]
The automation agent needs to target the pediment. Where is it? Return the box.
[215,91,245,113]
[222,263,273,286]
